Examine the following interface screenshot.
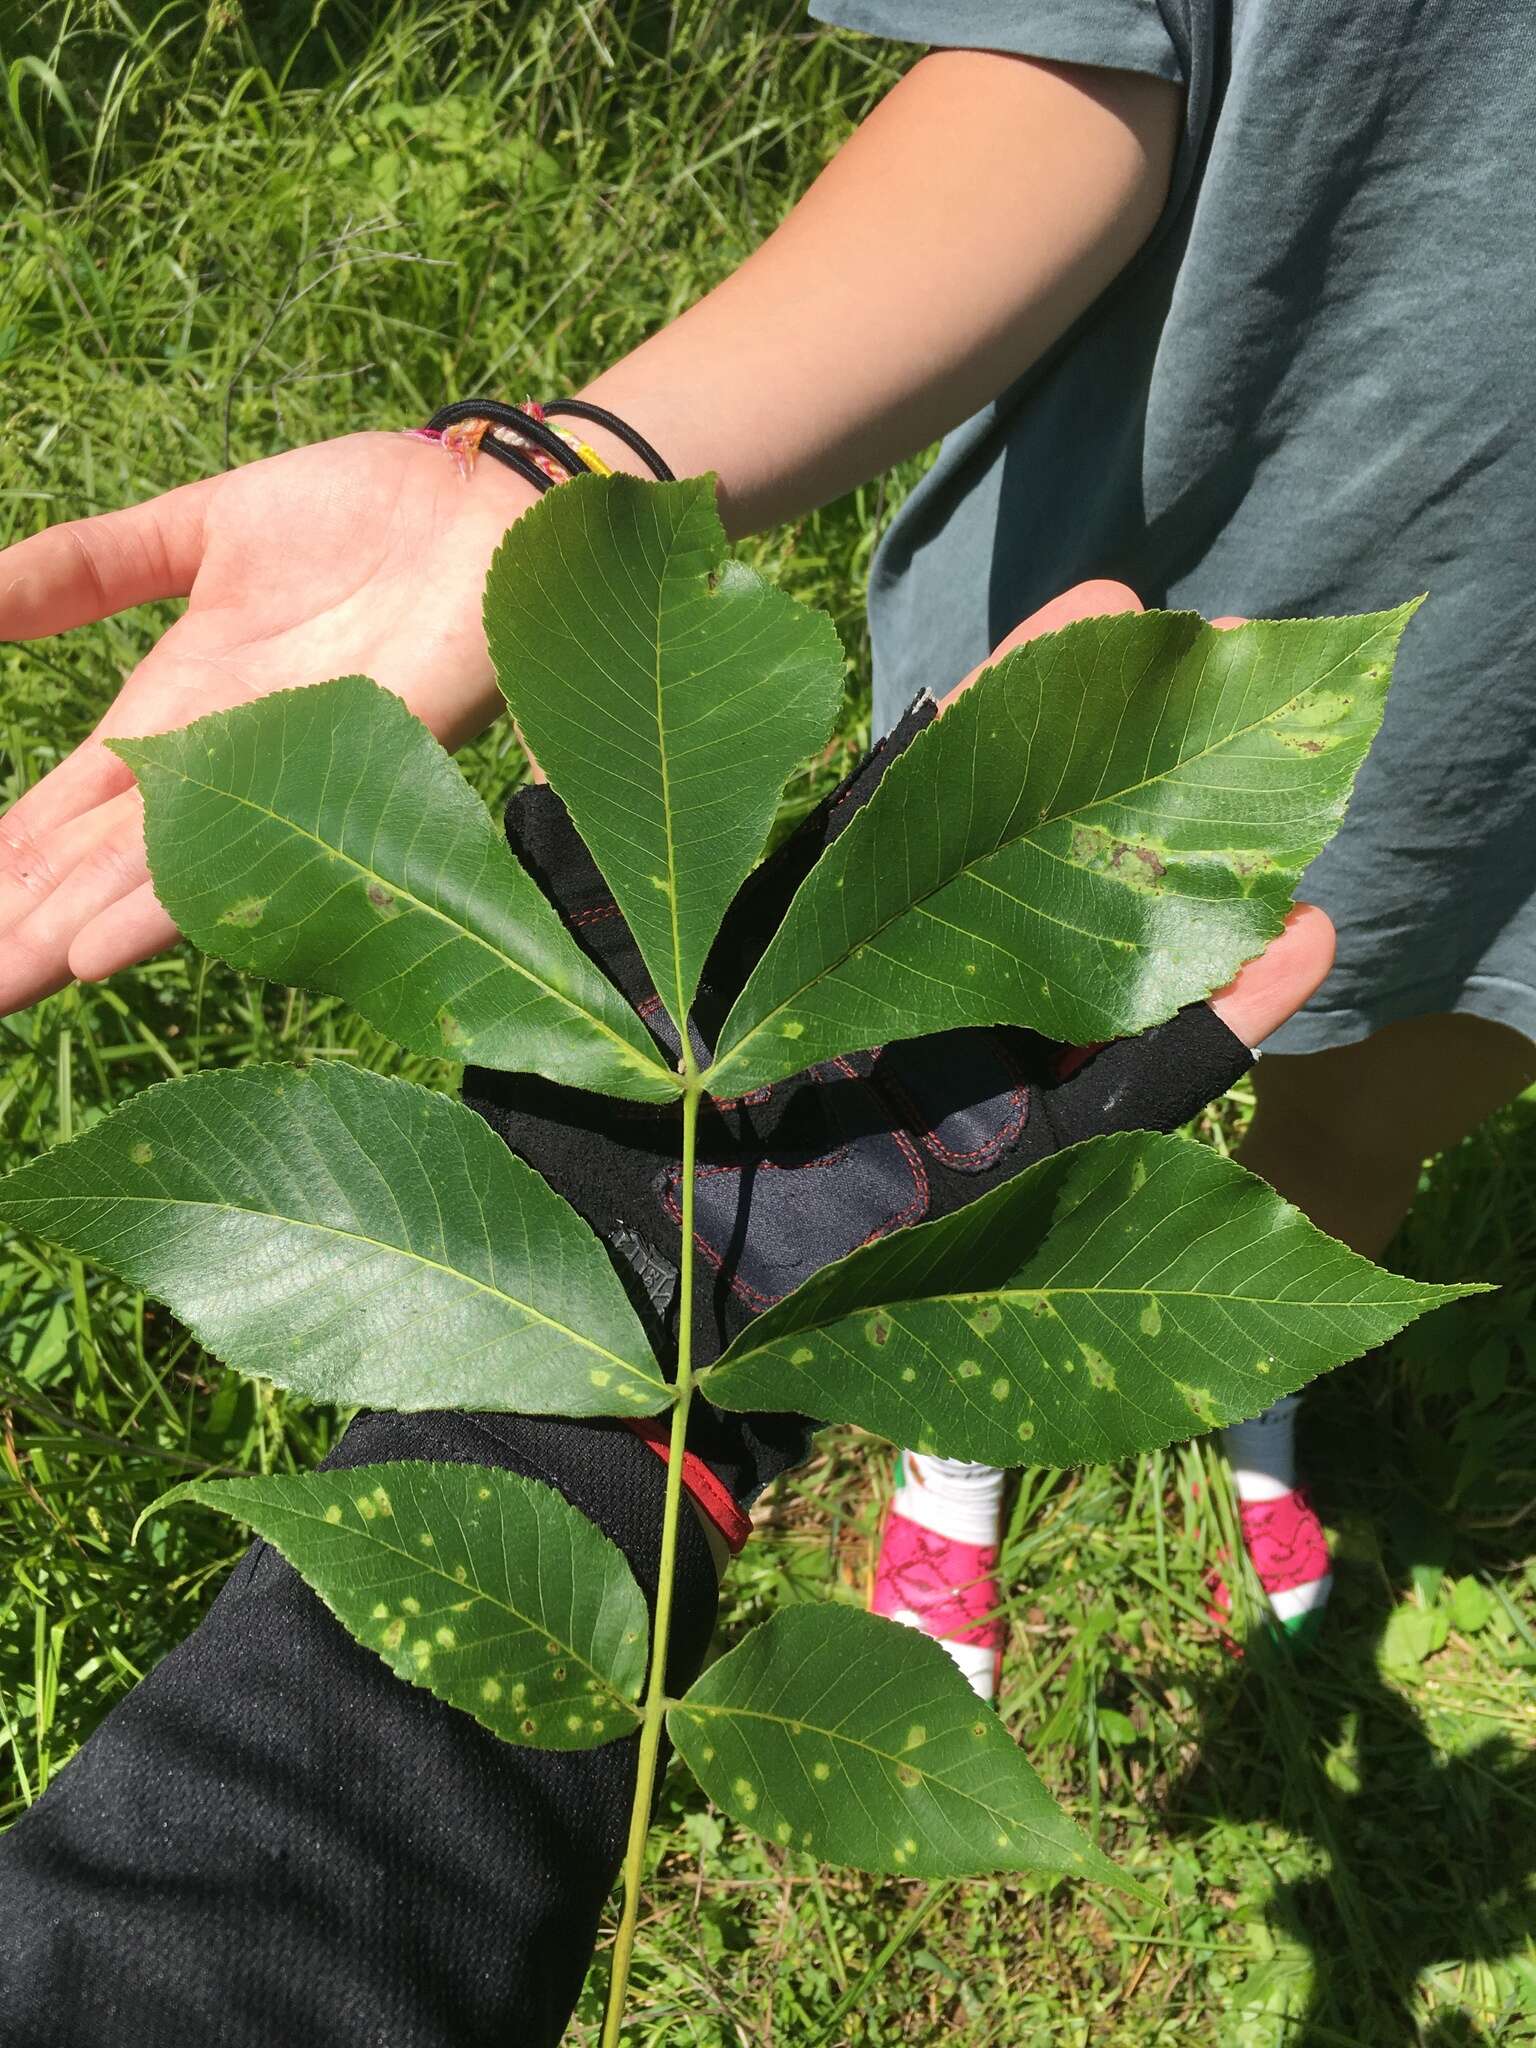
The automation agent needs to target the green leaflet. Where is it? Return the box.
[701,1132,1479,1467]
[0,1063,669,1417]
[113,677,677,1103]
[483,473,845,1036]
[159,1465,647,1748]
[709,607,1417,1095]
[669,1606,1122,1884]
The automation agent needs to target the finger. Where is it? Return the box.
[938,579,1142,711]
[0,474,217,640]
[1,613,219,859]
[0,807,150,1018]
[0,785,145,942]
[70,881,179,987]
[1,731,139,858]
[1209,614,1247,631]
[1209,903,1336,1050]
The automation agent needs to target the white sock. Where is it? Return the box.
[1221,1392,1300,1503]
[892,1452,1006,1544]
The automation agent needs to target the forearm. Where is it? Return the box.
[576,49,1180,535]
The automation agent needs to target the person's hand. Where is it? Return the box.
[0,431,541,1013]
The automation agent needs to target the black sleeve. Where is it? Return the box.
[0,1409,720,2048]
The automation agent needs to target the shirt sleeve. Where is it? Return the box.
[808,0,1182,83]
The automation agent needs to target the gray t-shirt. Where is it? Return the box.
[811,0,1536,1054]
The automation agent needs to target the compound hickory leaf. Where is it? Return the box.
[701,1131,1478,1467]
[158,1464,647,1749]
[483,473,845,1036]
[114,676,677,1103]
[0,1062,669,1417]
[669,1605,1123,1884]
[709,606,1417,1094]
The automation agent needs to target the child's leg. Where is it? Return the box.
[1238,1012,1536,1262]
[872,1452,1007,1699]
[1223,1012,1536,1636]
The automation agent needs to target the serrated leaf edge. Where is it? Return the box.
[147,1463,647,1735]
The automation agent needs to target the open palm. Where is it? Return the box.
[0,430,538,1012]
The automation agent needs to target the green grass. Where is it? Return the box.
[2,5,1534,2043]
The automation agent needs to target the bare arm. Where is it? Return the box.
[579,50,1179,532]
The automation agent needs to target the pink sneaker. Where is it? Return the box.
[871,1505,1004,1700]
[1206,1487,1333,1649]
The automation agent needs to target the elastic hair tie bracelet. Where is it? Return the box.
[404,396,675,492]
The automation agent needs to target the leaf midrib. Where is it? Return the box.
[12,1187,663,1385]
[899,1281,1448,1311]
[649,516,691,1033]
[136,754,671,1087]
[216,1487,642,1715]
[713,636,1379,1078]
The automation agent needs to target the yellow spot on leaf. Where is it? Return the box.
[323,1503,343,1524]
[481,1679,502,1704]
[130,1142,154,1166]
[1082,1347,1116,1392]
[734,1778,759,1812]
[1177,1381,1219,1426]
[218,895,267,928]
[435,1627,456,1650]
[1139,1300,1162,1338]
